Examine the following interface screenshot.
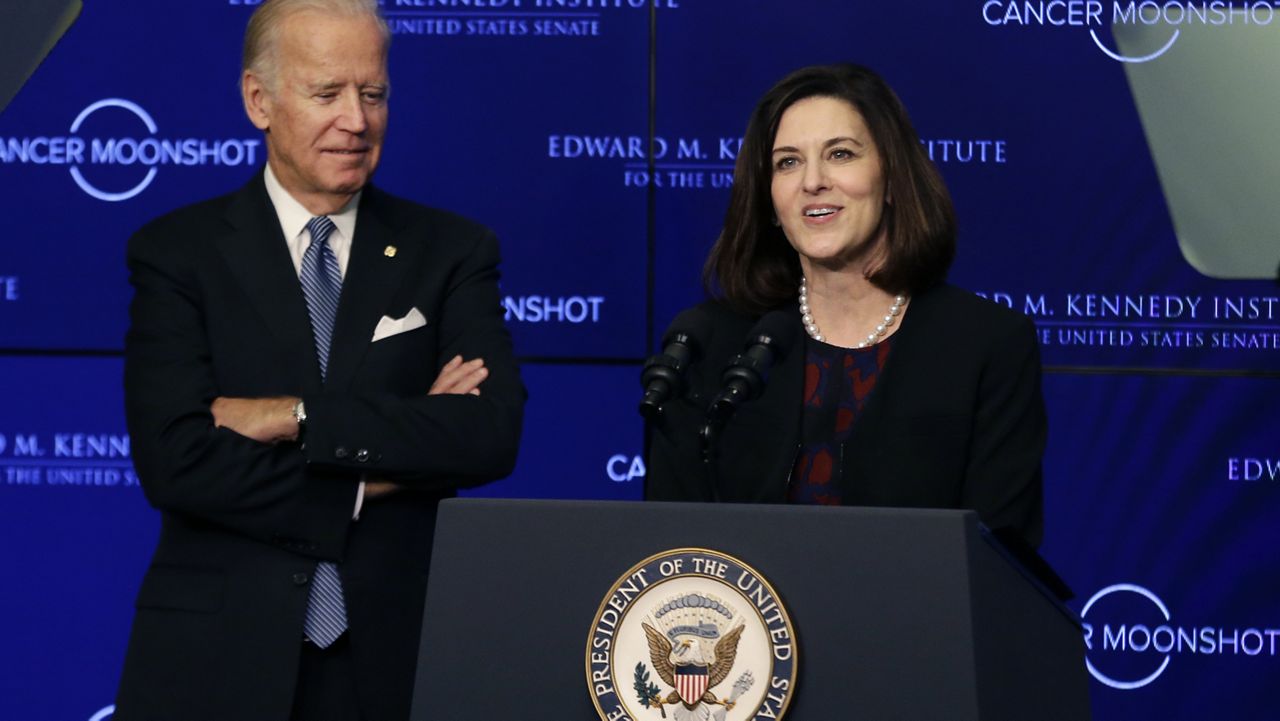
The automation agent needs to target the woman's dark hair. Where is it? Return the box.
[705,63,956,314]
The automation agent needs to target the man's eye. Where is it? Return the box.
[362,92,386,104]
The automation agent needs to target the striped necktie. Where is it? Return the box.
[299,215,348,648]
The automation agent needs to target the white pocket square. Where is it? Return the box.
[371,307,427,342]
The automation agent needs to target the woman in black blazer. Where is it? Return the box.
[645,64,1046,549]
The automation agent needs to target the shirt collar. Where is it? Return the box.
[263,163,360,242]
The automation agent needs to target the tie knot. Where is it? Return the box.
[306,215,337,246]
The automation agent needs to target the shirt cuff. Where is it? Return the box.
[353,479,367,521]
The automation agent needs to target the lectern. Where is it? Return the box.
[411,499,1090,720]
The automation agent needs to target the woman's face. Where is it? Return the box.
[769,96,887,272]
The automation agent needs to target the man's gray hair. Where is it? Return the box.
[242,0,390,91]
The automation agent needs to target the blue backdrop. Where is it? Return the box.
[1,2,1277,719]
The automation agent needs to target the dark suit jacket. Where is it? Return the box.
[115,173,525,721]
[645,284,1045,548]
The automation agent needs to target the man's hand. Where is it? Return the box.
[208,357,485,483]
[361,356,488,500]
[211,354,485,445]
[364,480,398,499]
[429,355,487,396]
[211,396,299,444]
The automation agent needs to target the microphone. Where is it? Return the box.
[706,309,798,424]
[638,307,712,421]
[698,309,798,502]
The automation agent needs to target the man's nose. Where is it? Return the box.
[335,91,368,134]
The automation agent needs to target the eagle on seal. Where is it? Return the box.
[641,621,745,714]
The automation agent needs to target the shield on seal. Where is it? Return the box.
[674,664,709,705]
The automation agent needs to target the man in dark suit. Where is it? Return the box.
[114,1,525,719]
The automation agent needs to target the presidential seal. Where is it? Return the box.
[586,548,797,721]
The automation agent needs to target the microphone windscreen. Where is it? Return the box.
[744,308,800,357]
[661,306,714,353]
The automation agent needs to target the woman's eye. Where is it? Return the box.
[830,148,853,160]
[775,156,798,170]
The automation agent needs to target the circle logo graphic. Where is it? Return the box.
[1080,583,1171,690]
[68,99,160,202]
[586,548,797,721]
[0,98,261,202]
[1089,26,1179,63]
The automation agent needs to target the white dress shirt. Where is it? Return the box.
[263,163,367,520]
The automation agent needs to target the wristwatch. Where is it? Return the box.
[292,399,307,426]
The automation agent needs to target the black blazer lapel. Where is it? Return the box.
[323,187,409,392]
[217,173,322,392]
[838,287,936,491]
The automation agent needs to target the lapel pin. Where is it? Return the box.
[384,245,397,258]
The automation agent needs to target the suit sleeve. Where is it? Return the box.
[124,224,356,560]
[300,228,525,486]
[960,315,1047,549]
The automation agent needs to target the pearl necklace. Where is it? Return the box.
[799,277,906,347]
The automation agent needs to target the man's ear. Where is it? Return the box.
[242,70,272,131]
